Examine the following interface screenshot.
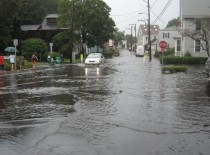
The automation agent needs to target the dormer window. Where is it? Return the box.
[47,18,56,25]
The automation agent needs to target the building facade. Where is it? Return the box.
[137,24,160,53]
[180,0,210,57]
[158,26,181,56]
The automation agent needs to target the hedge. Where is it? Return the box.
[162,65,188,73]
[162,57,208,65]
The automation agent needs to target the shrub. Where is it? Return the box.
[162,65,188,73]
[44,52,61,61]
[3,57,32,71]
[102,52,113,58]
[184,52,192,57]
[21,38,48,61]
[164,48,175,56]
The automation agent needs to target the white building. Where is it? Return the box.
[158,26,182,56]
[180,0,210,57]
[137,24,160,53]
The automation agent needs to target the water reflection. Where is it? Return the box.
[85,66,100,76]
[0,77,6,111]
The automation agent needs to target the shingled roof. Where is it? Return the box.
[139,25,160,35]
[21,14,59,31]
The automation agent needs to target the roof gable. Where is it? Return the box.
[139,25,160,35]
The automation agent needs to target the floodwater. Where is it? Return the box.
[0,50,210,155]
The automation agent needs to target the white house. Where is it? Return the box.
[137,24,160,53]
[180,0,210,57]
[158,26,182,56]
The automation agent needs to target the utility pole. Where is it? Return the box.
[147,0,152,61]
[130,25,133,51]
[130,24,136,52]
[70,0,74,63]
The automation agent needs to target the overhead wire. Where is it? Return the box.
[151,0,173,24]
[151,10,167,25]
[111,11,140,17]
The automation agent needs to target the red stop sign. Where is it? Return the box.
[159,41,167,49]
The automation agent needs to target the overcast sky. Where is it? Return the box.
[104,0,180,33]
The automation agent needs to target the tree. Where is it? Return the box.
[125,34,137,50]
[0,0,21,50]
[0,0,59,51]
[19,0,58,25]
[166,17,180,28]
[57,0,115,50]
[182,19,210,57]
[113,28,125,47]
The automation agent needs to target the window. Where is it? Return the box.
[196,19,201,30]
[177,40,181,52]
[163,32,170,39]
[195,40,201,52]
[47,18,56,25]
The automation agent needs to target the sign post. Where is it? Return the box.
[159,41,167,70]
[49,43,53,53]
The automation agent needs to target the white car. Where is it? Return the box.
[85,53,105,65]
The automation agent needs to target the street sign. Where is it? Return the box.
[13,39,18,46]
[159,41,167,49]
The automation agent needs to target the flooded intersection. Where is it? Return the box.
[0,50,210,155]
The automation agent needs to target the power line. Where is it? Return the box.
[111,11,140,17]
[116,14,140,24]
[151,10,167,25]
[152,0,173,24]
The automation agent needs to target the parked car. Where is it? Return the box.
[84,53,105,65]
[136,45,144,57]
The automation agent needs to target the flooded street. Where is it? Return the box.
[0,49,210,155]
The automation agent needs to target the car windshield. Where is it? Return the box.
[87,53,102,58]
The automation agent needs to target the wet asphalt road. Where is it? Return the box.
[0,49,210,155]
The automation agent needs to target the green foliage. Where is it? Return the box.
[165,48,175,56]
[0,0,21,50]
[0,0,59,50]
[19,0,58,25]
[57,0,115,48]
[113,28,125,46]
[44,52,61,61]
[3,61,11,71]
[162,65,188,73]
[162,56,208,65]
[184,52,192,57]
[52,31,71,56]
[102,52,113,59]
[21,38,48,60]
[4,57,32,71]
[166,17,180,28]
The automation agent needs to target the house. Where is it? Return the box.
[137,24,160,53]
[158,26,182,56]
[21,14,66,42]
[180,0,210,57]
